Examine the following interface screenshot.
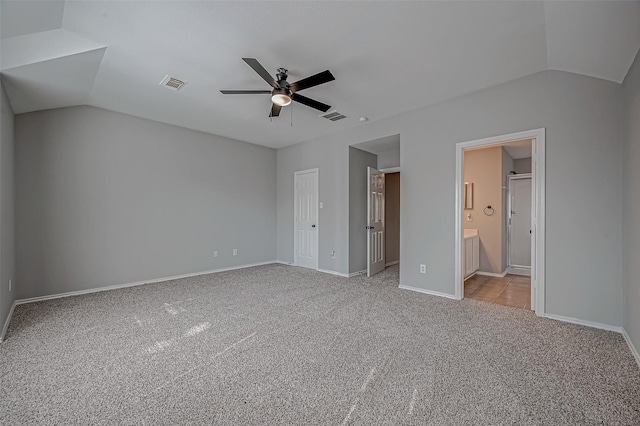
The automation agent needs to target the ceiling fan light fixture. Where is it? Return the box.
[221,58,334,117]
[271,88,292,106]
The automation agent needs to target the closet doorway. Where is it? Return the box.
[349,135,400,278]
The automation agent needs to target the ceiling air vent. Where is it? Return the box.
[159,75,188,91]
[320,110,347,122]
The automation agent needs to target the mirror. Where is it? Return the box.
[464,182,473,209]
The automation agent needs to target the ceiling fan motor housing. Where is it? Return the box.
[276,68,290,92]
[220,58,334,116]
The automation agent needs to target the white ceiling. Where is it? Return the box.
[502,139,533,160]
[1,1,639,149]
[352,134,400,156]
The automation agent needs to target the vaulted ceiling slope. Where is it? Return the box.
[1,1,639,148]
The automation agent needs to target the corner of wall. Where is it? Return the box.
[0,77,16,340]
[621,46,640,365]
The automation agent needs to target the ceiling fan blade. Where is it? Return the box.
[243,58,279,89]
[269,104,282,117]
[289,70,335,93]
[220,90,272,95]
[291,93,331,112]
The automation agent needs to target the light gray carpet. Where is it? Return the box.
[1,264,639,425]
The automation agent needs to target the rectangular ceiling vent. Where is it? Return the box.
[319,110,347,122]
[159,75,188,91]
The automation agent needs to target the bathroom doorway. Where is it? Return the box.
[455,129,546,316]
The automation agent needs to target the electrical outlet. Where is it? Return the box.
[331,250,335,259]
[233,249,238,256]
[213,251,218,258]
[8,279,11,292]
[319,202,324,209]
[420,264,426,274]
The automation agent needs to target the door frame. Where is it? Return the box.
[293,168,319,270]
[507,173,532,275]
[454,128,546,316]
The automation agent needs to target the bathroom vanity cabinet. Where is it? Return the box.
[464,229,480,278]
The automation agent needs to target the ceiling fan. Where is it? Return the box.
[220,58,335,118]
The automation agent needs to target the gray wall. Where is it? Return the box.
[623,50,640,353]
[277,137,350,273]
[0,80,15,337]
[378,148,400,169]
[348,147,378,274]
[277,70,623,327]
[501,147,514,272]
[15,106,277,299]
[513,158,532,174]
[385,172,400,265]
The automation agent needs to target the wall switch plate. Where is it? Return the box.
[213,251,218,258]
[466,213,473,222]
[331,250,335,259]
[420,264,426,274]
[233,249,238,256]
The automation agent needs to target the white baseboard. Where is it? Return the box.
[385,261,399,267]
[0,300,17,342]
[544,313,622,333]
[316,268,350,278]
[279,262,364,278]
[506,267,531,276]
[622,328,640,368]
[316,268,366,278]
[476,270,508,278]
[9,260,277,310]
[399,285,457,300]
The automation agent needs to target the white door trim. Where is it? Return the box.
[454,128,546,317]
[293,168,319,270]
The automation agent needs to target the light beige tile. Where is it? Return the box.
[469,293,498,303]
[495,293,528,306]
[464,288,478,297]
[472,287,504,299]
[508,281,530,290]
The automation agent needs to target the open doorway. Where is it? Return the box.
[455,129,546,316]
[349,135,400,278]
[461,140,532,309]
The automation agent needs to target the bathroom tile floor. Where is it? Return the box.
[464,274,531,310]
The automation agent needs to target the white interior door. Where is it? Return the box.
[294,169,318,269]
[508,176,532,269]
[367,167,385,277]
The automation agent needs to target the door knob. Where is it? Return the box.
[366,226,375,230]
[312,224,316,228]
